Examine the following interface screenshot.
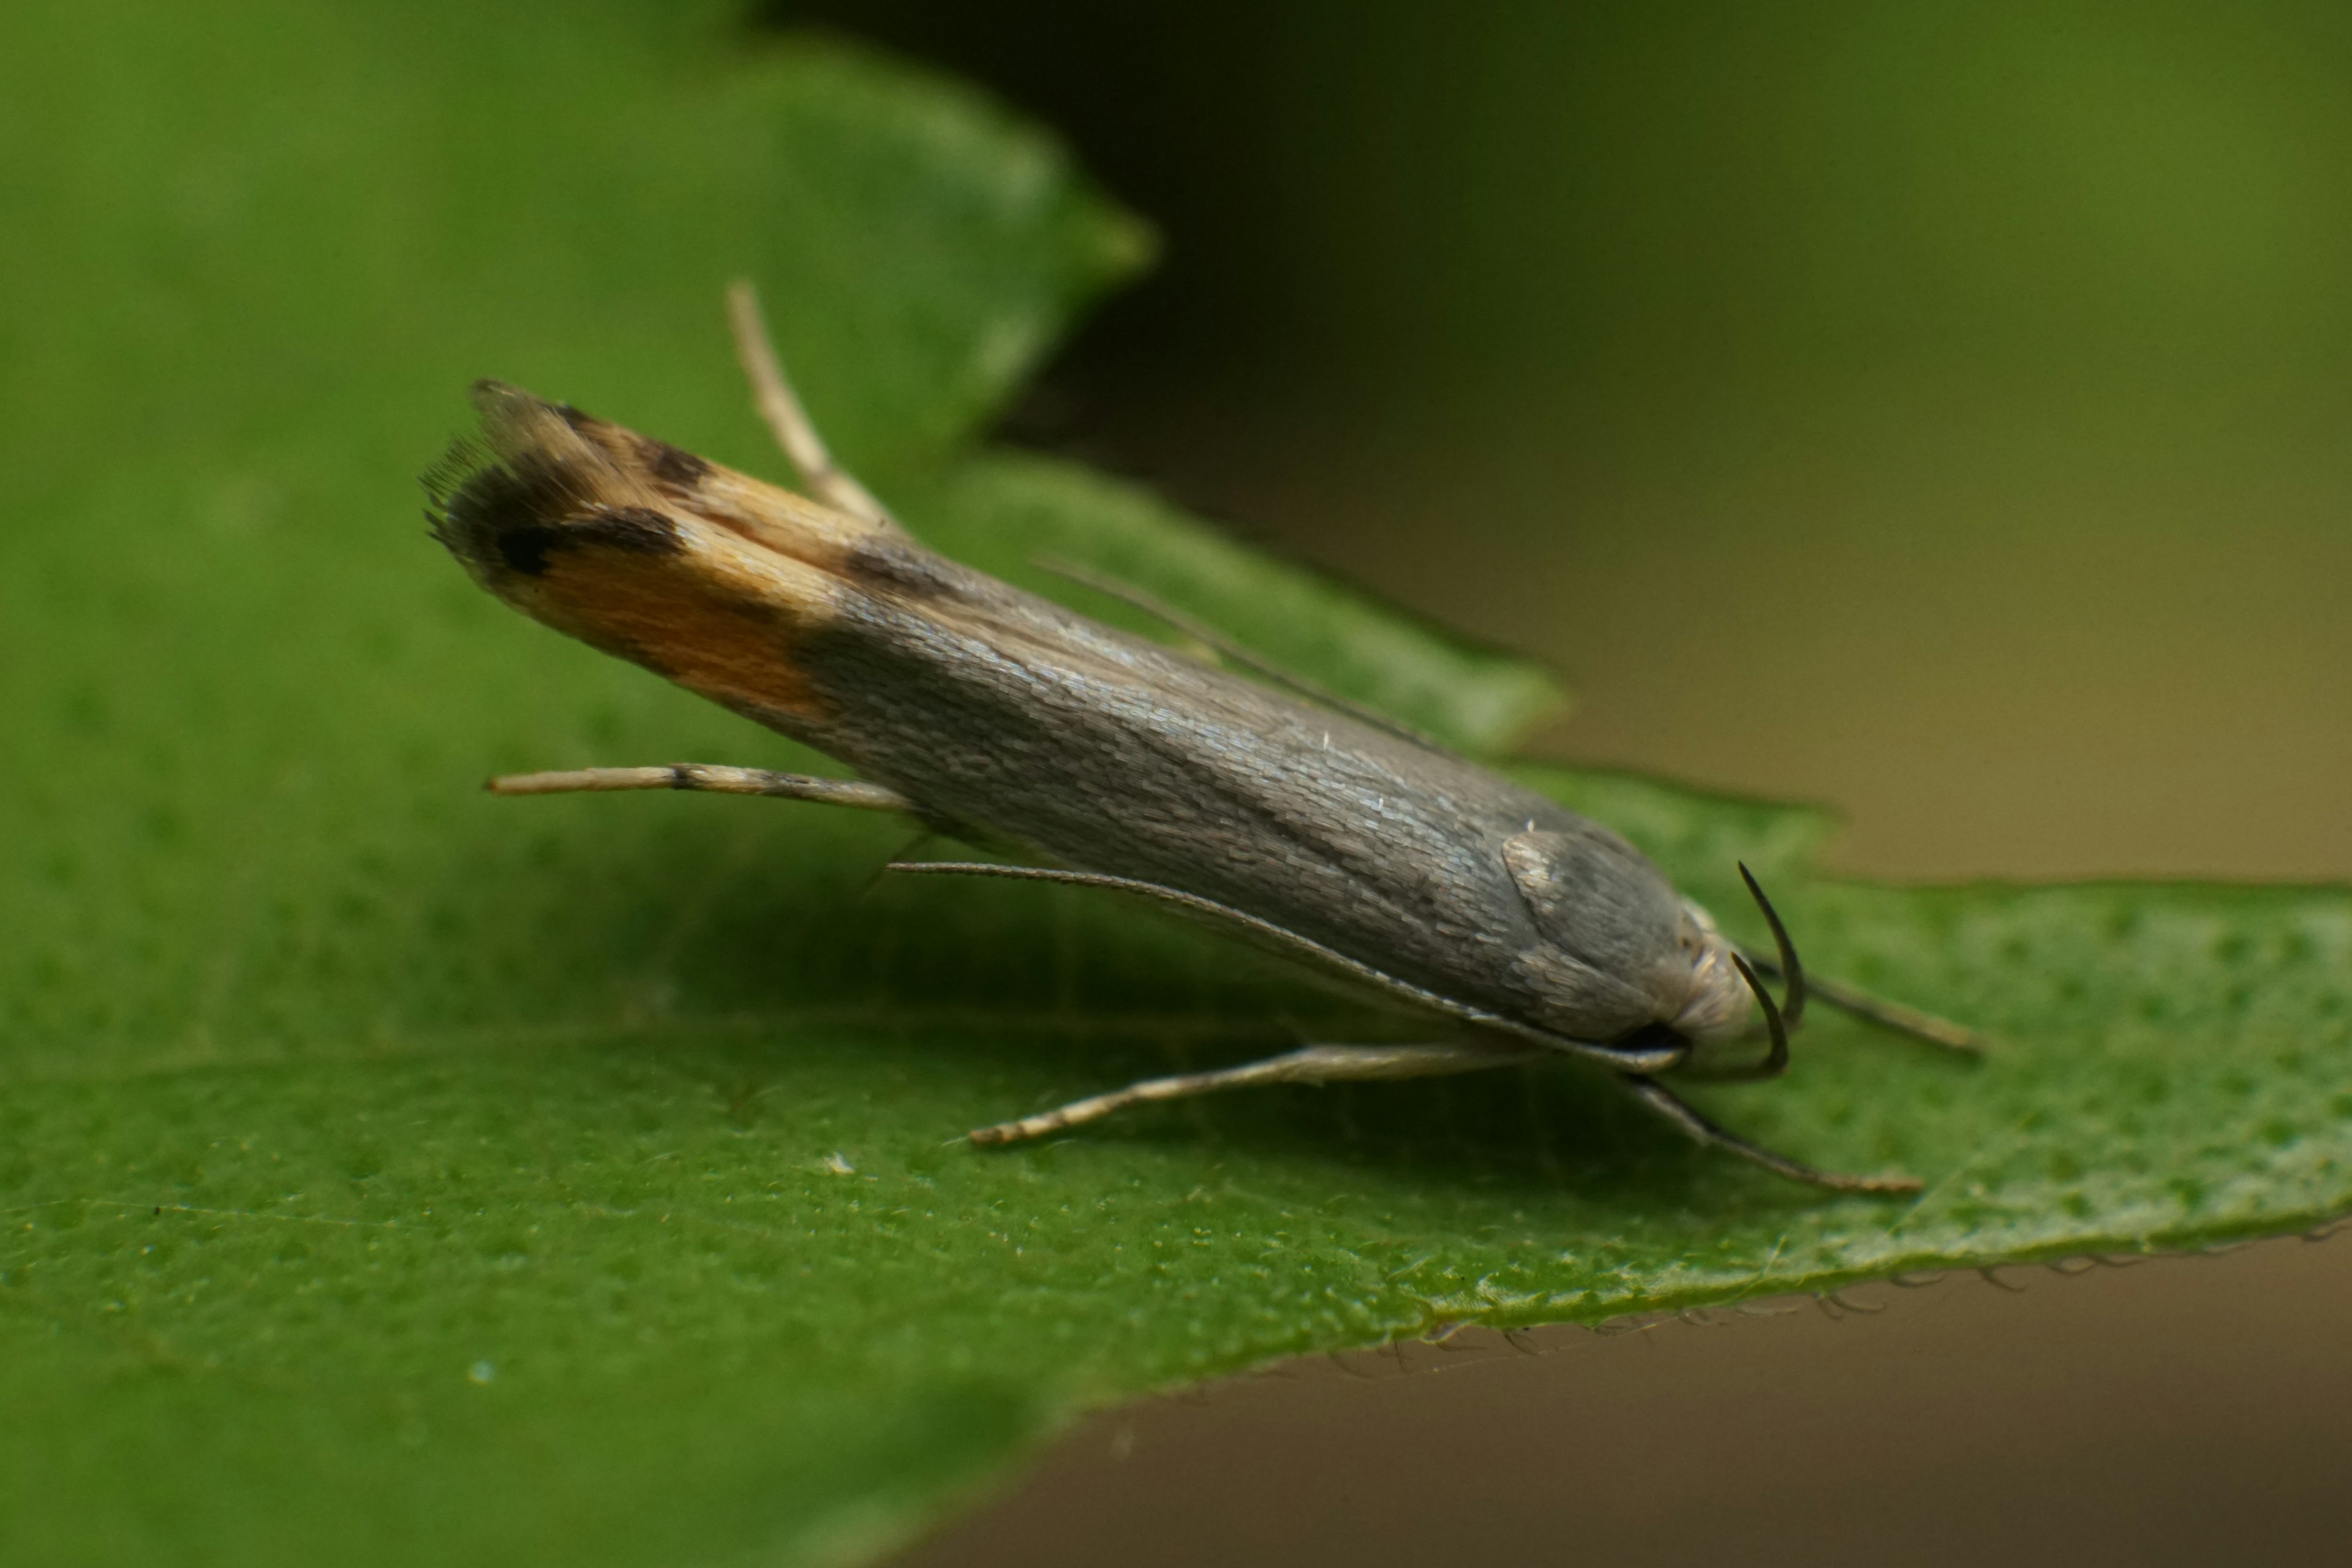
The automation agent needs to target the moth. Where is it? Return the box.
[427,283,1979,1194]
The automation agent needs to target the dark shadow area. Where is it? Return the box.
[418,798,1776,1207]
[441,764,1938,1216]
[759,1,1330,422]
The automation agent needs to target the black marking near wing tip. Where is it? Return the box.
[841,533,965,598]
[578,504,682,552]
[434,454,579,577]
[640,435,712,493]
[493,503,684,578]
[428,411,687,583]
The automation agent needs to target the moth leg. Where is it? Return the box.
[489,763,913,813]
[1736,953,1987,1056]
[1620,1076,1921,1194]
[724,277,902,532]
[886,859,1682,1072]
[971,1041,1537,1145]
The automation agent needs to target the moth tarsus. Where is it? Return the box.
[725,277,899,530]
[487,764,912,813]
[431,279,1980,1196]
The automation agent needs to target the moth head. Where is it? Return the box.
[1503,824,1724,1043]
[1501,828,1797,1058]
[1668,900,1755,1047]
[1668,865,1810,1072]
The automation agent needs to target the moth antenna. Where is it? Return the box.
[1728,953,1790,1079]
[1737,862,1806,1031]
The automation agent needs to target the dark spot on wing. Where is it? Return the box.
[842,535,967,599]
[492,524,557,576]
[493,504,682,577]
[432,440,684,580]
[639,435,712,494]
[431,451,584,578]
[579,505,682,552]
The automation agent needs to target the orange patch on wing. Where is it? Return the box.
[445,383,905,726]
[525,515,848,723]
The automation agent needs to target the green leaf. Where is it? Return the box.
[5,4,2349,1567]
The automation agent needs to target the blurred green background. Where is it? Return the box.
[791,0,2352,883]
[760,2,2352,1564]
[5,0,2344,1562]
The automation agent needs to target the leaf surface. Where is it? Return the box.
[4,4,2348,1566]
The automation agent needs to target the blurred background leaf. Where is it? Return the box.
[787,0,2352,883]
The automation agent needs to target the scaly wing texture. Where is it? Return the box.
[2,4,2346,1567]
